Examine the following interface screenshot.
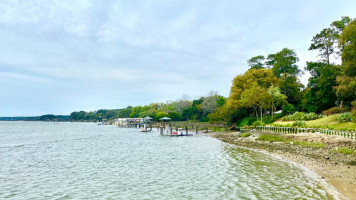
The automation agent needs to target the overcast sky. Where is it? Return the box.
[0,0,355,116]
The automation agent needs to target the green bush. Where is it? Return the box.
[282,103,295,115]
[322,107,348,115]
[236,117,256,127]
[240,132,251,137]
[282,112,318,121]
[237,113,284,127]
[252,121,265,126]
[335,147,355,155]
[337,112,352,123]
[292,121,306,127]
[293,141,325,148]
[257,135,283,142]
[304,112,318,120]
[263,113,284,124]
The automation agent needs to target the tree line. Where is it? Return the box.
[70,92,226,122]
[0,115,70,121]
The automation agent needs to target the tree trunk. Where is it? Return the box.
[260,107,263,122]
[253,107,258,121]
[326,43,330,65]
[271,101,274,119]
[284,73,287,96]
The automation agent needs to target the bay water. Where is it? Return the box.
[0,122,338,199]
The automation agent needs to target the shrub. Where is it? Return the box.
[337,112,352,123]
[283,112,318,121]
[293,112,305,120]
[257,135,283,142]
[304,112,318,120]
[292,121,306,127]
[335,147,355,155]
[253,121,265,126]
[263,113,284,124]
[282,104,295,115]
[243,125,250,128]
[240,132,251,137]
[236,117,256,127]
[293,141,325,148]
[322,107,348,115]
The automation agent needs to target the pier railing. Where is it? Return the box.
[255,126,356,140]
[169,122,228,131]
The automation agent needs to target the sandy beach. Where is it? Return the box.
[209,131,356,200]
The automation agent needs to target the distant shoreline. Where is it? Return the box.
[0,115,70,122]
[209,131,356,200]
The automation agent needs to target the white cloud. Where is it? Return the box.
[0,0,355,116]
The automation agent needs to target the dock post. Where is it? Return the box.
[196,126,198,134]
[186,126,188,135]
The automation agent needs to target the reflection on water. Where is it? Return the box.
[0,122,336,199]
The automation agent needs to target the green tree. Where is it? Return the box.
[304,62,340,112]
[267,48,301,104]
[217,96,226,106]
[168,112,182,121]
[155,112,168,120]
[331,16,351,34]
[278,75,304,108]
[268,86,287,118]
[240,82,271,121]
[223,68,277,122]
[70,112,79,120]
[335,18,356,105]
[309,28,337,64]
[247,55,265,69]
[182,98,204,121]
[309,16,351,64]
[331,16,351,55]
[39,114,56,121]
[268,48,300,80]
[130,106,142,118]
[118,106,133,118]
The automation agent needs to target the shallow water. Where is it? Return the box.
[0,121,337,199]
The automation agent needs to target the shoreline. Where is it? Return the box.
[205,131,356,200]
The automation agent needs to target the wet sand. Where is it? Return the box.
[208,131,356,200]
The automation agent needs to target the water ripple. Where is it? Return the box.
[0,121,338,199]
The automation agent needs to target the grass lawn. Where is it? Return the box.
[271,114,356,131]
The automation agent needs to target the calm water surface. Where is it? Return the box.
[0,122,338,199]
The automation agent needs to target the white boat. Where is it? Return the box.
[171,128,193,136]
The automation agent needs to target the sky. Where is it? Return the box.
[0,0,355,116]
